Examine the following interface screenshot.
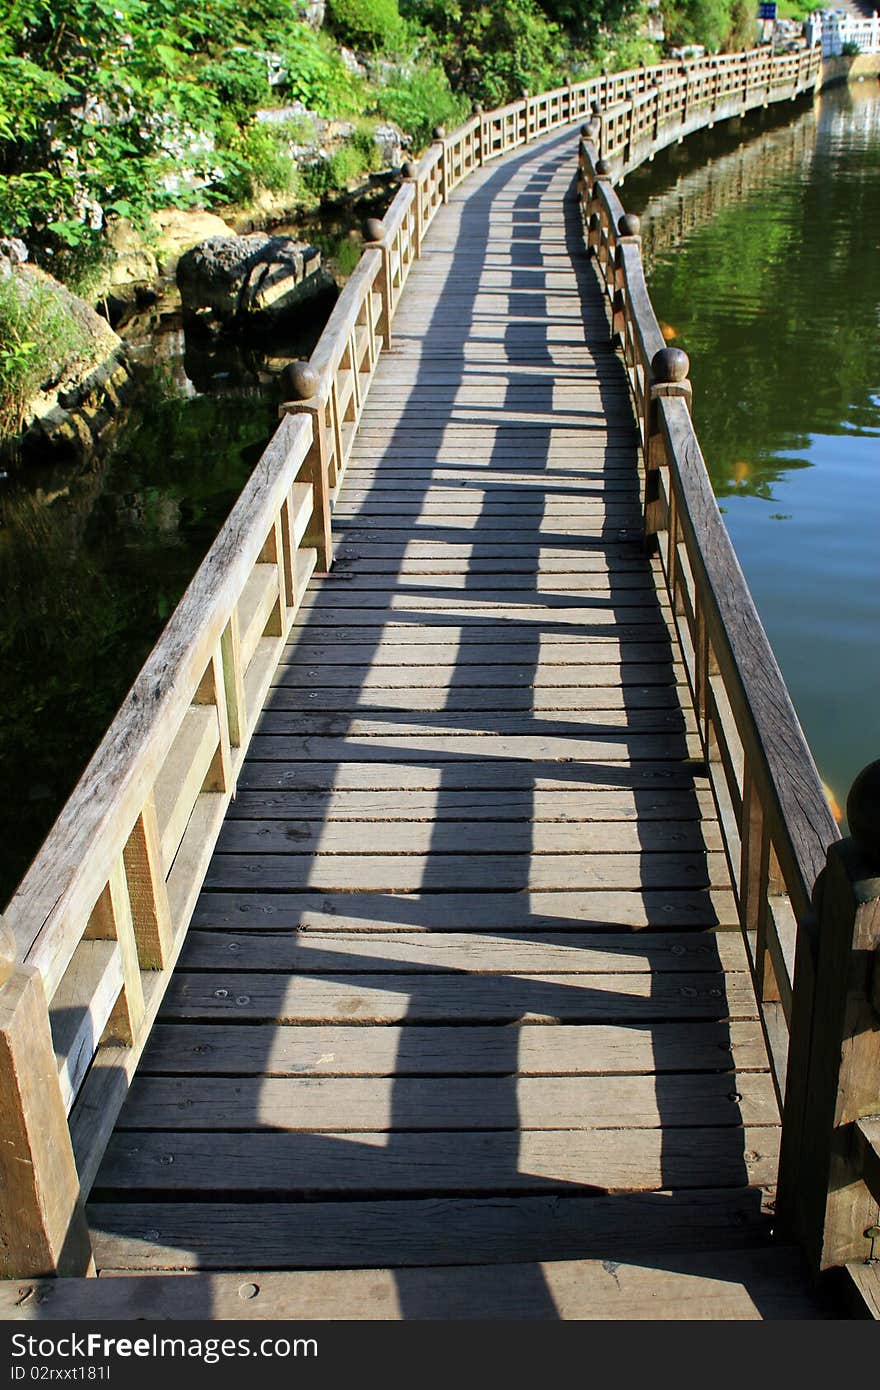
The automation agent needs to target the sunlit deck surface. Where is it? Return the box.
[84,129,824,1318]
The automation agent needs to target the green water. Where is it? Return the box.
[623,83,880,822]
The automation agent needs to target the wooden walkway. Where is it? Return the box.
[83,130,823,1316]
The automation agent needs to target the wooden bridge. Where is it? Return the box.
[2,45,879,1321]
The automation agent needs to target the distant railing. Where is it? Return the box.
[0,42,832,1281]
[806,10,880,57]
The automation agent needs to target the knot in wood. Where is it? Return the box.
[618,213,641,237]
[283,360,319,400]
[651,347,690,384]
[847,760,880,866]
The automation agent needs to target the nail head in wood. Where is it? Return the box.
[283,361,318,401]
[652,347,690,383]
[618,212,641,237]
[363,217,385,244]
[846,760,880,867]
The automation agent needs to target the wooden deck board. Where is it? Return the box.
[87,126,785,1295]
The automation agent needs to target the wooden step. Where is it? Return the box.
[0,1247,826,1320]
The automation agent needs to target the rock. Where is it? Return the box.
[373,122,407,166]
[0,237,28,268]
[176,233,335,336]
[339,47,367,76]
[150,208,236,277]
[296,0,326,27]
[105,218,159,288]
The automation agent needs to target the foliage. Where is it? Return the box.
[280,24,366,115]
[378,65,470,148]
[413,0,565,106]
[327,0,407,51]
[0,269,103,436]
[300,129,383,200]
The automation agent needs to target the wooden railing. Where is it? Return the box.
[0,42,836,1282]
[578,119,880,1285]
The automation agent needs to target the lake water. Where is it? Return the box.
[1,86,877,904]
[623,82,880,824]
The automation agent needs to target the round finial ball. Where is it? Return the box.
[651,347,690,384]
[846,760,880,864]
[595,159,612,176]
[618,212,641,237]
[433,124,446,140]
[401,160,418,180]
[363,217,385,243]
[283,360,318,401]
[472,102,483,115]
[580,122,591,136]
[564,75,572,87]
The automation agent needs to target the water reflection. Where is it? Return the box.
[624,82,880,817]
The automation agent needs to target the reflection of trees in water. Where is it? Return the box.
[0,371,276,907]
[630,85,880,500]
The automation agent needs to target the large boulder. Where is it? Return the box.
[176,233,335,336]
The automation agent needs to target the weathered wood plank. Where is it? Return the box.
[95,1125,779,1194]
[213,817,719,857]
[191,887,738,932]
[226,786,715,820]
[86,1190,774,1269]
[179,929,746,974]
[158,968,756,1023]
[137,1019,769,1077]
[204,851,728,892]
[0,1247,827,1320]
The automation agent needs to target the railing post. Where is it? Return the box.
[644,348,691,552]
[0,922,93,1277]
[434,127,449,202]
[612,213,641,349]
[777,761,880,1272]
[278,362,333,575]
[472,105,484,167]
[364,217,393,349]
[402,161,423,255]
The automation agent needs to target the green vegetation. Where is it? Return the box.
[0,0,779,298]
[0,267,115,437]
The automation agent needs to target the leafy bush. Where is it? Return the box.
[281,25,367,115]
[201,49,273,115]
[0,270,106,437]
[413,0,565,107]
[327,0,406,51]
[378,66,470,148]
[300,131,383,200]
[214,123,302,204]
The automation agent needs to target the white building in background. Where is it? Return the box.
[805,10,880,55]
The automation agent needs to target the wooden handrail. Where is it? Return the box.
[0,41,827,1279]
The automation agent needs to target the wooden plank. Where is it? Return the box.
[126,1055,773,1135]
[138,1018,769,1077]
[158,968,757,1024]
[213,817,719,857]
[192,887,738,932]
[86,1190,774,1269]
[262,686,682,713]
[179,929,747,975]
[1,1247,825,1319]
[203,851,728,892]
[226,786,716,820]
[845,1261,880,1320]
[95,1125,780,1195]
[272,661,680,687]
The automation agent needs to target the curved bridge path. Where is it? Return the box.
[85,129,823,1317]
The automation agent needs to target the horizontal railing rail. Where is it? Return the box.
[0,41,828,1280]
